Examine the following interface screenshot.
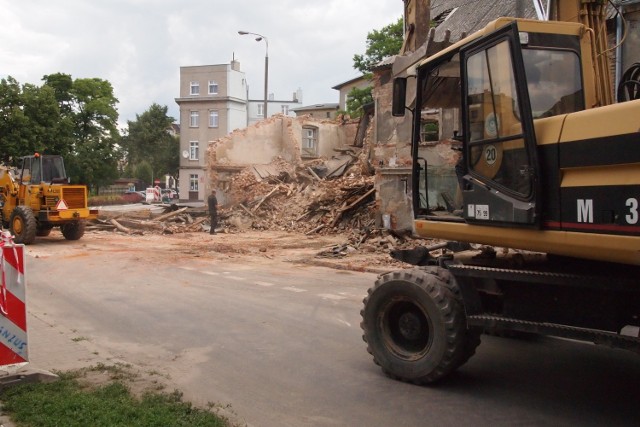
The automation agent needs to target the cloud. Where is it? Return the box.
[0,0,403,128]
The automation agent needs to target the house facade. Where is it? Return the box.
[175,61,247,202]
[332,75,371,111]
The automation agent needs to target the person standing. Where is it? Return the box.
[207,189,218,235]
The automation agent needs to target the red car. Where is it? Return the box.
[122,190,145,203]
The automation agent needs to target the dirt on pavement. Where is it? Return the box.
[28,226,413,274]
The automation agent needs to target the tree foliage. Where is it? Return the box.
[346,86,373,118]
[0,73,120,191]
[121,103,178,184]
[353,17,404,75]
[0,77,57,162]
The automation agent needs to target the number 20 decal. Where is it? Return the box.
[484,145,497,165]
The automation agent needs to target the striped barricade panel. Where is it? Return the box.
[0,237,27,368]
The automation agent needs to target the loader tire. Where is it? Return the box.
[361,268,475,384]
[10,206,37,244]
[61,220,85,241]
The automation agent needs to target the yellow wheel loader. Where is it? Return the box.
[362,2,640,383]
[0,154,98,244]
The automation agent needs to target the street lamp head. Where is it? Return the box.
[237,29,269,121]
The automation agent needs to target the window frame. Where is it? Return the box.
[301,126,318,157]
[190,111,199,127]
[190,81,200,95]
[189,174,199,191]
[208,80,218,95]
[209,110,219,128]
[189,141,199,160]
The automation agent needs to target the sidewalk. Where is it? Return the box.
[24,311,110,373]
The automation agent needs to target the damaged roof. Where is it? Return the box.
[430,0,537,42]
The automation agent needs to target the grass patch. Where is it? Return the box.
[0,365,229,427]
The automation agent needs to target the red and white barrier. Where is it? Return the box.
[0,231,27,368]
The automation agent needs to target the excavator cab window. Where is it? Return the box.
[412,22,540,226]
[413,53,464,217]
[522,48,584,118]
[459,22,539,226]
[465,39,532,197]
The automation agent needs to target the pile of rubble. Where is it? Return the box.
[222,156,376,237]
[89,206,210,235]
[88,155,431,264]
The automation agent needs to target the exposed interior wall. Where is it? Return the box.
[367,66,415,231]
[207,114,354,197]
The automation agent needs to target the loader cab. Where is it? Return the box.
[19,154,68,185]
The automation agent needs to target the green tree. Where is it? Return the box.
[0,77,63,163]
[0,73,120,190]
[42,73,120,190]
[121,103,178,185]
[353,17,404,75]
[134,160,153,184]
[346,86,373,118]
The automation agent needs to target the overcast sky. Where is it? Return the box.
[0,0,403,129]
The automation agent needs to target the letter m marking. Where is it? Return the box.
[577,199,593,223]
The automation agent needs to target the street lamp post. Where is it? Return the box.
[238,31,269,120]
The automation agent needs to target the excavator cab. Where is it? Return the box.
[395,22,541,228]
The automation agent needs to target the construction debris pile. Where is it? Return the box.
[88,155,431,265]
[89,206,210,235]
[222,156,377,237]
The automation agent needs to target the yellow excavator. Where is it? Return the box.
[0,154,98,244]
[361,1,640,383]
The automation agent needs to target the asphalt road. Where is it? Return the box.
[25,243,640,427]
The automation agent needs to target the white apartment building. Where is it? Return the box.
[246,88,303,125]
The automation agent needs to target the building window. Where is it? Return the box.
[208,81,218,95]
[209,110,219,128]
[257,104,264,117]
[420,121,439,142]
[190,81,199,95]
[190,111,199,127]
[281,105,289,115]
[189,141,199,160]
[189,174,199,191]
[302,126,318,157]
[326,112,331,118]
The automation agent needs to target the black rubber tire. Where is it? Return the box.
[61,221,86,241]
[10,206,37,244]
[361,267,476,384]
[428,267,482,369]
[36,225,54,237]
